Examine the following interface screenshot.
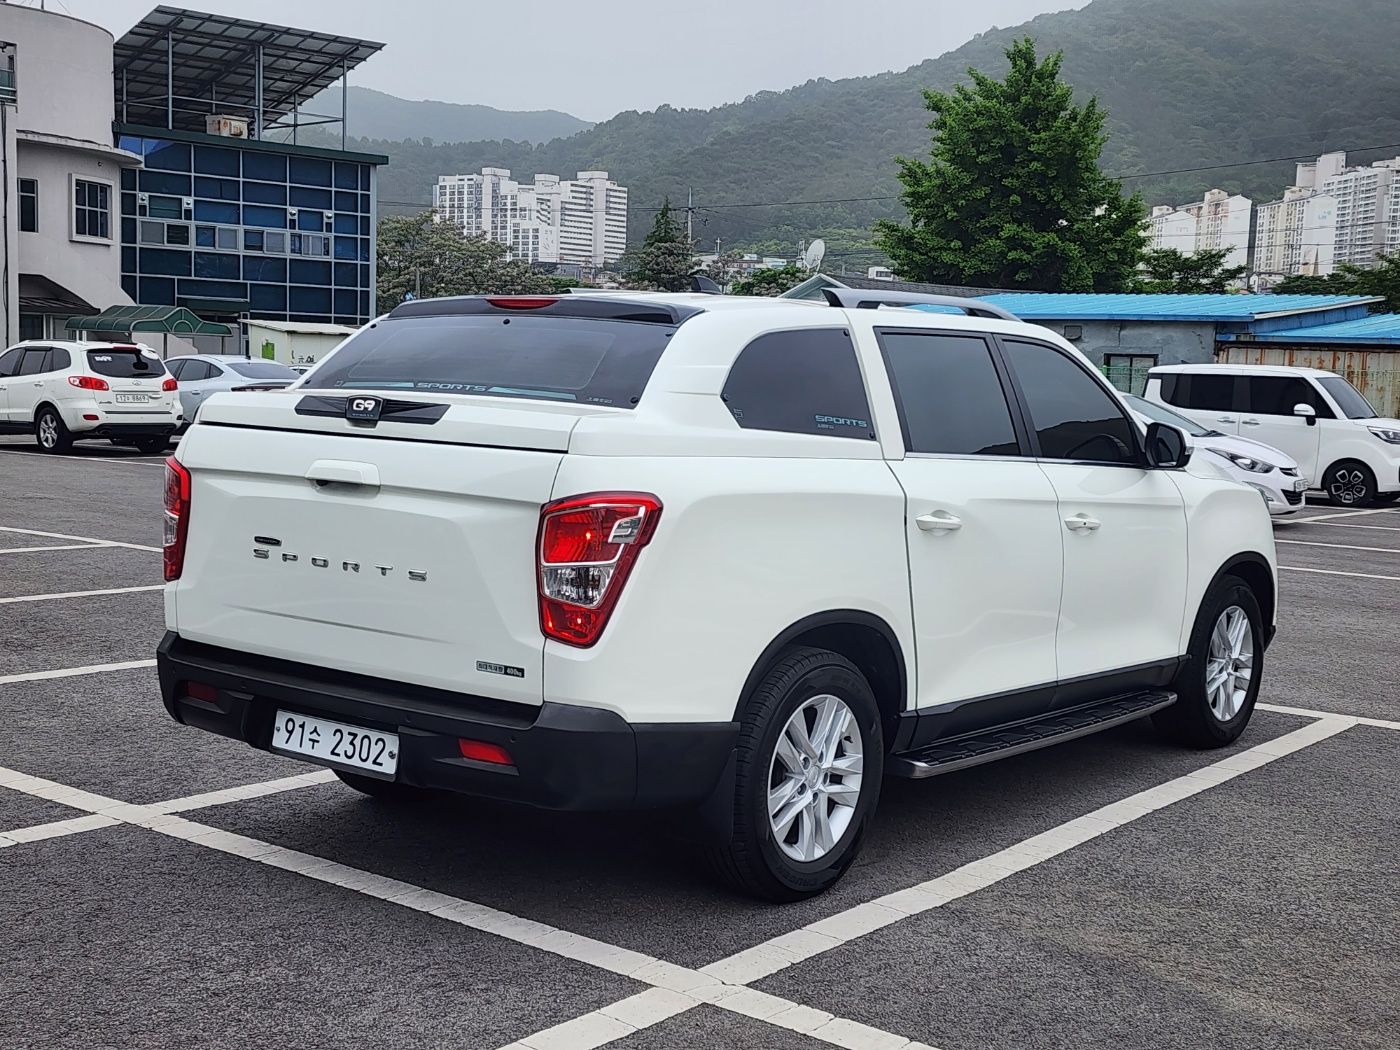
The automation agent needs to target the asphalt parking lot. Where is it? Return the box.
[2,437,1397,1050]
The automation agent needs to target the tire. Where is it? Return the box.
[334,769,429,802]
[133,436,169,454]
[1324,459,1378,507]
[1154,576,1264,748]
[709,646,884,902]
[34,406,73,454]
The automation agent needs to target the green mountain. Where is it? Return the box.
[302,86,591,146]
[354,0,1400,260]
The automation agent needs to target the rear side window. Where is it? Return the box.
[878,331,1021,455]
[722,329,873,439]
[1242,375,1335,419]
[1158,372,1237,412]
[49,348,70,370]
[1002,340,1139,465]
[227,360,299,380]
[310,314,672,408]
[86,348,167,378]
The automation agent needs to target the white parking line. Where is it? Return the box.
[1275,538,1400,554]
[0,543,114,555]
[1258,702,1400,732]
[0,448,167,468]
[1281,520,1400,533]
[500,715,1357,1050]
[1279,565,1400,582]
[0,659,157,685]
[1294,507,1400,523]
[0,526,160,553]
[0,585,163,605]
[0,716,1356,1050]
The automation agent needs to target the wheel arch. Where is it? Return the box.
[734,610,908,745]
[1212,553,1275,637]
[33,400,60,422]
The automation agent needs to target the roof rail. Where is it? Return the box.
[820,288,1019,321]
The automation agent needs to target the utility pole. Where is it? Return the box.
[686,188,693,243]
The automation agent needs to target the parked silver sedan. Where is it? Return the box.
[165,355,300,428]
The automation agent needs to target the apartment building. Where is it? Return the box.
[1322,159,1398,268]
[1254,187,1338,278]
[434,167,626,268]
[1147,189,1252,268]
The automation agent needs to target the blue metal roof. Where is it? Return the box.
[967,292,1381,323]
[1238,313,1400,345]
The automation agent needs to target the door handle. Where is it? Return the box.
[1216,416,1237,423]
[1241,418,1261,426]
[915,511,962,533]
[1064,514,1101,532]
[32,381,43,387]
[189,390,204,396]
[306,459,380,487]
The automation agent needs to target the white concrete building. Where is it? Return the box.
[1147,190,1253,269]
[434,167,626,268]
[1254,187,1338,278]
[1321,159,1398,268]
[0,5,141,345]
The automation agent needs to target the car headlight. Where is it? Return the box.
[1367,426,1400,444]
[1207,448,1273,473]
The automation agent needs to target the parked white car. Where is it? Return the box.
[1123,394,1306,516]
[157,290,1277,900]
[1145,363,1400,506]
[166,355,300,428]
[0,340,181,453]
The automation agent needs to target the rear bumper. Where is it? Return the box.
[82,423,179,439]
[157,634,737,812]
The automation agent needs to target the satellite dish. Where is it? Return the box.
[802,238,826,271]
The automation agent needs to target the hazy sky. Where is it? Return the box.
[58,0,1089,122]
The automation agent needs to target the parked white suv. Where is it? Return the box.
[0,340,181,453]
[1145,363,1400,506]
[157,291,1278,900]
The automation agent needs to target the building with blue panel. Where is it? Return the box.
[109,9,386,339]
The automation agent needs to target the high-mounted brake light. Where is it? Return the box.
[485,296,558,310]
[162,377,178,391]
[537,492,662,647]
[163,456,192,581]
[68,375,110,391]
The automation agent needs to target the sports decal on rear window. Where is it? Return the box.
[815,414,870,431]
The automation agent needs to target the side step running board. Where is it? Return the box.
[887,690,1177,779]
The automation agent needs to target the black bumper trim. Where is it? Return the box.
[157,634,737,812]
[85,423,179,438]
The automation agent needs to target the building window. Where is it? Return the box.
[18,178,37,232]
[73,178,112,240]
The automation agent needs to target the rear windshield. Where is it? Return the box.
[307,314,675,408]
[227,360,299,380]
[86,348,167,378]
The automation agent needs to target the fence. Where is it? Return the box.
[1100,364,1154,397]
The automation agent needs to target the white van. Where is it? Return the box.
[1145,364,1400,507]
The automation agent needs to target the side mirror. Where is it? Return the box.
[1145,422,1192,469]
[1294,403,1317,426]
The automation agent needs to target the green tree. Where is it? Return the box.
[1275,255,1400,312]
[874,38,1147,292]
[730,264,812,297]
[1134,247,1247,293]
[376,212,552,313]
[626,200,696,291]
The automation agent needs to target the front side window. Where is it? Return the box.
[73,179,111,240]
[1158,372,1237,412]
[16,348,51,375]
[1317,376,1377,420]
[722,329,874,439]
[1241,375,1334,419]
[878,330,1021,456]
[18,178,37,232]
[1003,340,1139,465]
[0,347,23,376]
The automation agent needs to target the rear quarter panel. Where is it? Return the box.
[544,454,912,724]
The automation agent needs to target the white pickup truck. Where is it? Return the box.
[157,290,1277,900]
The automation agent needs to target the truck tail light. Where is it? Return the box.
[68,375,110,391]
[163,456,192,581]
[162,377,178,391]
[537,492,662,647]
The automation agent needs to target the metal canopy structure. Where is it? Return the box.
[66,305,234,337]
[113,6,384,144]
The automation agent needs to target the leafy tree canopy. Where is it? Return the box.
[1134,247,1247,294]
[376,212,553,313]
[1275,255,1400,312]
[730,265,811,297]
[874,38,1147,292]
[625,200,696,291]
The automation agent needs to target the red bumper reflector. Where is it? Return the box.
[184,681,218,702]
[457,738,514,765]
[82,413,99,421]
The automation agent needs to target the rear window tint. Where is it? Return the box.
[227,360,299,380]
[1158,372,1236,411]
[85,348,167,378]
[722,329,874,439]
[308,315,673,408]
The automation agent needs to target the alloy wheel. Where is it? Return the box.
[1328,467,1369,505]
[1205,605,1253,721]
[767,693,864,862]
[37,414,57,449]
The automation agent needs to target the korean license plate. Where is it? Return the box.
[114,393,150,403]
[271,710,399,776]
